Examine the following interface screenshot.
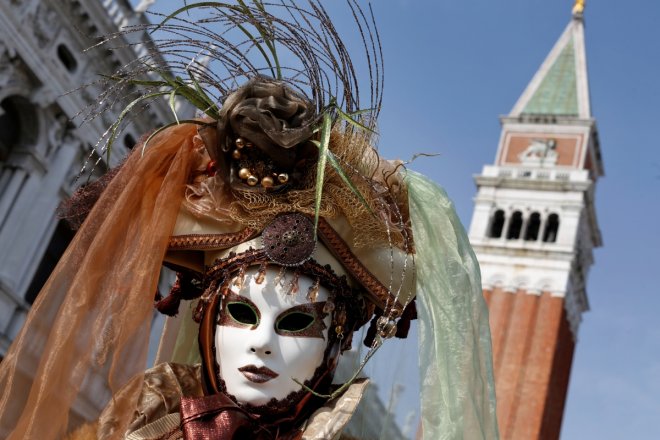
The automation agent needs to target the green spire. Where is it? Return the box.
[510,15,590,119]
[522,40,578,116]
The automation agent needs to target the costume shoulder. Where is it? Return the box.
[72,369,368,440]
[301,378,370,440]
[95,363,203,440]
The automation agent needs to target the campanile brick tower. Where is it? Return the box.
[467,4,602,439]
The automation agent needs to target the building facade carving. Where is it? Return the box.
[0,0,182,362]
[0,0,197,425]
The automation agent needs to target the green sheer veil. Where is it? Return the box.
[407,171,499,439]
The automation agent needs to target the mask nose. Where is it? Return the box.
[248,322,275,356]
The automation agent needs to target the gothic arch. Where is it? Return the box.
[507,211,523,240]
[512,276,530,292]
[524,212,541,241]
[534,278,556,294]
[488,209,505,238]
[485,274,506,290]
[543,213,560,243]
[0,95,40,162]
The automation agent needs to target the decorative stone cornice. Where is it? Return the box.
[475,175,592,192]
[500,115,595,127]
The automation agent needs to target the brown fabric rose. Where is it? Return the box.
[213,78,317,169]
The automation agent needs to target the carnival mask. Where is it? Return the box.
[215,267,331,406]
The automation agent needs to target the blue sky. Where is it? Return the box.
[140,1,660,438]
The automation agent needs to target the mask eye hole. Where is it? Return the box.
[276,312,315,333]
[227,302,259,326]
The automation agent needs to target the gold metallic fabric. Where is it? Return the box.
[101,363,366,440]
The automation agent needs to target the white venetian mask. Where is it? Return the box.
[215,267,331,406]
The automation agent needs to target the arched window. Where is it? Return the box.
[0,96,39,162]
[543,213,560,243]
[507,211,523,240]
[488,209,505,238]
[524,212,541,241]
[57,44,78,72]
[124,133,136,150]
[0,102,20,162]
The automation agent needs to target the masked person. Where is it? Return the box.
[0,2,498,439]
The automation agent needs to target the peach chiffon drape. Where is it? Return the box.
[0,123,198,439]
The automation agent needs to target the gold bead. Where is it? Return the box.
[247,175,258,186]
[378,320,398,339]
[235,138,245,149]
[277,173,289,184]
[232,150,241,160]
[261,176,274,188]
[245,142,253,148]
[238,168,250,180]
[323,301,335,313]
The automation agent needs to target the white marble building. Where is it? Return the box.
[0,0,180,359]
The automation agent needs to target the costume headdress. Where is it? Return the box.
[0,2,498,439]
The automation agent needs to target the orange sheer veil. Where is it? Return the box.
[0,123,198,439]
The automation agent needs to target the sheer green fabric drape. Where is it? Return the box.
[407,171,499,439]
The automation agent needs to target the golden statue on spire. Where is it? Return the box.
[573,0,585,15]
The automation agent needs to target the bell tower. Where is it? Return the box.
[468,4,602,439]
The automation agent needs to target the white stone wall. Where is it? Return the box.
[0,0,185,359]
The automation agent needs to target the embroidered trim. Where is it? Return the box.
[316,218,404,316]
[168,228,257,251]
